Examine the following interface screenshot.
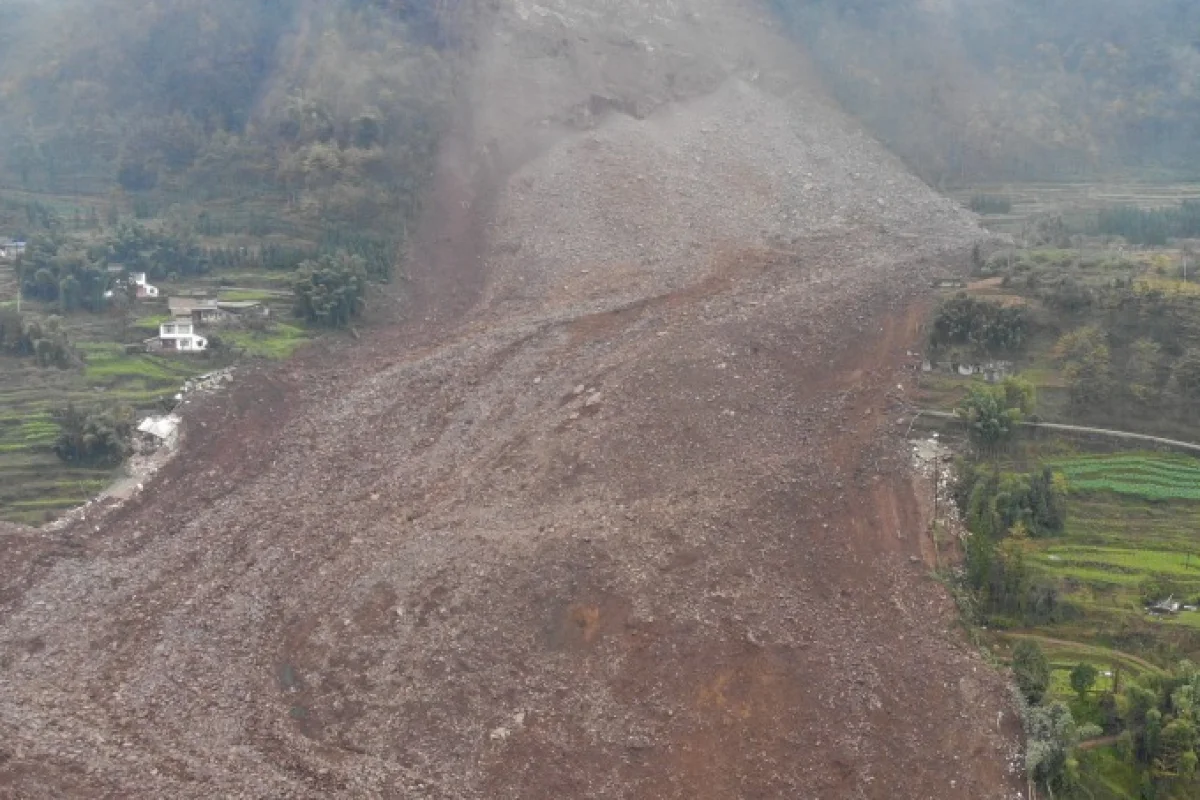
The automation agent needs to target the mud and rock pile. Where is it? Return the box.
[0,2,1021,798]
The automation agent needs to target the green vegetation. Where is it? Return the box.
[950,444,1200,796]
[1015,640,1053,704]
[772,1,1200,184]
[0,310,215,524]
[1021,695,1089,796]
[930,294,1029,355]
[919,243,1200,440]
[0,1,452,241]
[1096,202,1200,246]
[0,308,73,367]
[52,403,133,465]
[1071,663,1099,701]
[0,0,456,524]
[953,377,1036,451]
[931,238,1200,794]
[221,323,308,360]
[292,253,368,328]
[1049,455,1200,503]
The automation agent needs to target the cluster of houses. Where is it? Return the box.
[148,296,269,353]
[7,242,271,353]
[102,270,269,354]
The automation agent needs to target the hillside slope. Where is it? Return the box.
[0,1,1020,797]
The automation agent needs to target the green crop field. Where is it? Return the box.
[1049,454,1200,502]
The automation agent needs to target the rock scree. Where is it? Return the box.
[0,1,1022,798]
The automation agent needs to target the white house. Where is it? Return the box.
[157,319,208,353]
[130,272,160,299]
[0,240,26,260]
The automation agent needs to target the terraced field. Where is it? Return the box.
[0,342,210,525]
[989,454,1200,797]
[1023,453,1200,636]
[0,273,309,525]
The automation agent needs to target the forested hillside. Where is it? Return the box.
[0,0,456,233]
[0,0,464,526]
[773,0,1200,184]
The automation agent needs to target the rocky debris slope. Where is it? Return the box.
[0,1,1021,798]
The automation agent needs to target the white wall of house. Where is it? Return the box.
[159,321,207,352]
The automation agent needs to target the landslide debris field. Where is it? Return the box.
[0,2,1021,798]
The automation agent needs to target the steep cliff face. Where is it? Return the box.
[0,2,1021,798]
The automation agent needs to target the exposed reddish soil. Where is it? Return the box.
[0,1,1022,798]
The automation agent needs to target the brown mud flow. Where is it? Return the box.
[0,1,1020,797]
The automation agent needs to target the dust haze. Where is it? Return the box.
[0,1,1195,799]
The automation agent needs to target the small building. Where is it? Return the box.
[216,300,270,319]
[168,297,224,325]
[156,319,208,353]
[136,414,181,447]
[1149,596,1181,616]
[130,272,160,299]
[0,240,27,260]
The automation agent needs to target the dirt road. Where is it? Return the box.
[0,1,1021,797]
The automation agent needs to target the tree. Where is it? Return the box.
[1013,640,1052,704]
[292,251,368,327]
[930,294,1028,354]
[1000,376,1037,416]
[53,404,134,465]
[956,384,1025,450]
[1127,338,1163,405]
[1026,468,1066,536]
[1154,718,1198,782]
[1054,326,1113,409]
[0,311,73,367]
[1023,701,1081,796]
[1070,663,1098,701]
[1174,348,1200,403]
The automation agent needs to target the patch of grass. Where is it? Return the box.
[222,323,308,359]
[132,314,171,332]
[1036,546,1200,579]
[83,353,204,384]
[990,632,1163,680]
[217,288,280,302]
[1077,746,1139,800]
